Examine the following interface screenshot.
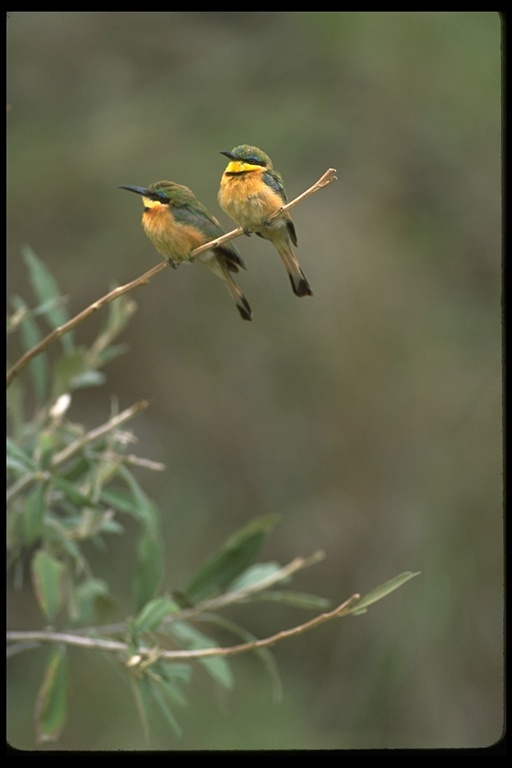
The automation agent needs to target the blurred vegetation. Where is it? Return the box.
[7,12,502,751]
[6,247,419,749]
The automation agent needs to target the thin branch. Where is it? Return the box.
[51,399,150,467]
[6,399,150,504]
[266,167,338,224]
[191,167,338,255]
[7,264,169,387]
[86,550,326,639]
[6,592,360,662]
[178,551,326,618]
[7,168,337,387]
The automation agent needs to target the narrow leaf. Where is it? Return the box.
[254,590,331,610]
[201,613,281,701]
[347,571,421,615]
[228,561,282,591]
[35,648,68,743]
[170,621,233,690]
[148,680,183,738]
[134,525,164,611]
[53,348,89,396]
[133,597,179,636]
[22,245,72,350]
[31,550,66,621]
[118,466,160,531]
[12,295,48,402]
[73,578,115,624]
[23,483,47,545]
[186,515,280,603]
[51,475,94,507]
[6,438,37,475]
[130,675,152,744]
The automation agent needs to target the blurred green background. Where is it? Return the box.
[7,12,503,751]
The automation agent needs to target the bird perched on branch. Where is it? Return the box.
[119,181,252,321]
[218,145,313,298]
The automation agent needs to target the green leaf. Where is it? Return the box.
[154,660,191,688]
[71,369,106,389]
[12,294,48,402]
[134,525,164,611]
[31,550,66,621]
[170,621,234,690]
[6,375,25,438]
[35,648,68,743]
[130,675,152,744]
[200,612,282,701]
[133,596,179,636]
[35,430,58,470]
[347,571,421,615]
[51,475,95,508]
[88,294,136,367]
[6,438,37,475]
[22,245,72,350]
[53,348,89,396]
[228,561,282,591]
[23,483,47,545]
[185,515,280,603]
[117,466,160,532]
[94,342,130,367]
[147,679,183,738]
[255,590,331,610]
[100,488,140,515]
[73,578,115,624]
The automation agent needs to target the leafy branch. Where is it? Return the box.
[6,569,419,662]
[6,196,420,746]
[6,399,152,505]
[6,168,337,388]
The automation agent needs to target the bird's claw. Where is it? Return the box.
[167,258,179,269]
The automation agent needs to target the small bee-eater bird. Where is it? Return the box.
[119,180,252,321]
[218,145,313,298]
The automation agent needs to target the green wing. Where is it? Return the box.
[173,202,246,272]
[263,169,288,204]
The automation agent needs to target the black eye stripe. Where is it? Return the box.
[232,156,266,167]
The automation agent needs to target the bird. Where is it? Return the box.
[119,180,252,321]
[218,145,313,298]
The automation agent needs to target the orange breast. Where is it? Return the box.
[219,171,282,229]
[141,206,203,262]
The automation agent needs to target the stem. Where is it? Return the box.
[6,399,150,504]
[7,592,360,662]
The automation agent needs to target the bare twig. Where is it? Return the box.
[6,265,168,387]
[6,399,150,504]
[191,167,338,255]
[7,168,337,387]
[51,399,150,467]
[266,167,338,224]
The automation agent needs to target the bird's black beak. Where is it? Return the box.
[119,185,149,197]
[220,151,236,160]
[119,185,167,203]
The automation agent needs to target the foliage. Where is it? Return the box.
[6,249,419,744]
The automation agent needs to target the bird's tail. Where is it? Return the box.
[274,238,313,298]
[211,257,253,321]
